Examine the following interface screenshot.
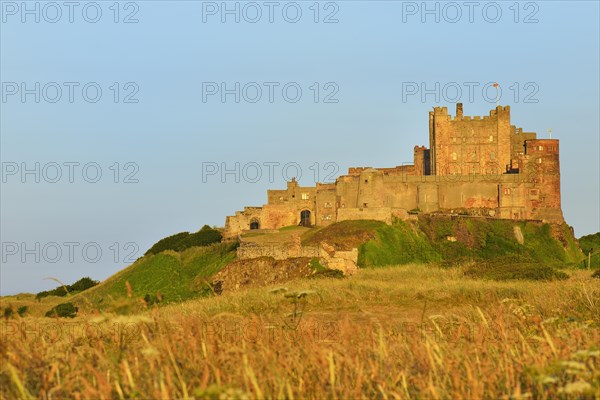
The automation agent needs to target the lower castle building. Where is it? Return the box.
[224,104,563,237]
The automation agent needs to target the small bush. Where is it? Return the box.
[36,277,99,300]
[17,306,28,317]
[69,277,99,292]
[45,302,78,318]
[143,293,163,306]
[309,258,327,272]
[310,269,345,279]
[592,269,600,279]
[196,280,222,297]
[308,258,345,279]
[3,307,14,320]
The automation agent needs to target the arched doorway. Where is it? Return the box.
[249,219,260,230]
[299,210,311,227]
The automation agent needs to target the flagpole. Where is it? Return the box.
[493,83,500,107]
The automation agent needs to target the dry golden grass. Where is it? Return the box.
[1,265,599,399]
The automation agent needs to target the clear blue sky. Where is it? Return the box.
[1,1,599,295]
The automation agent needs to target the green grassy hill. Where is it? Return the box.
[72,242,237,312]
[15,217,587,316]
[68,216,583,313]
[303,217,583,271]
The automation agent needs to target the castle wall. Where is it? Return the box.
[315,183,336,226]
[224,207,263,236]
[430,105,512,176]
[261,204,299,229]
[236,238,359,275]
[337,207,393,224]
[236,242,320,260]
[522,139,562,221]
[509,125,536,170]
[413,146,430,176]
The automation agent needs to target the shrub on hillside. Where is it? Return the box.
[308,258,345,279]
[45,302,78,318]
[17,306,28,317]
[36,277,99,300]
[3,307,14,320]
[145,225,223,255]
[143,293,163,306]
[310,269,345,279]
[69,277,99,292]
[36,287,68,301]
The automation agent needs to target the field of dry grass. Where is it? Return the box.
[1,265,599,399]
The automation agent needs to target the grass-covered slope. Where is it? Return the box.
[79,242,237,308]
[44,217,585,313]
[302,217,583,271]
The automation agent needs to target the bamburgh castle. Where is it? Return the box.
[224,104,562,237]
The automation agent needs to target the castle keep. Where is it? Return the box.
[224,104,563,237]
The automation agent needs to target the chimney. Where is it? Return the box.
[456,103,463,119]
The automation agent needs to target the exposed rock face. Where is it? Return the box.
[212,257,315,292]
[213,236,359,292]
[513,226,525,244]
[318,242,358,275]
[235,235,359,277]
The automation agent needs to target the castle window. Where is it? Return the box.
[530,189,539,196]
[490,151,496,160]
[452,152,457,161]
[301,193,309,200]
[537,158,542,164]
[489,135,493,142]
[471,152,476,160]
[504,188,511,195]
[538,145,543,151]
[452,137,457,143]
